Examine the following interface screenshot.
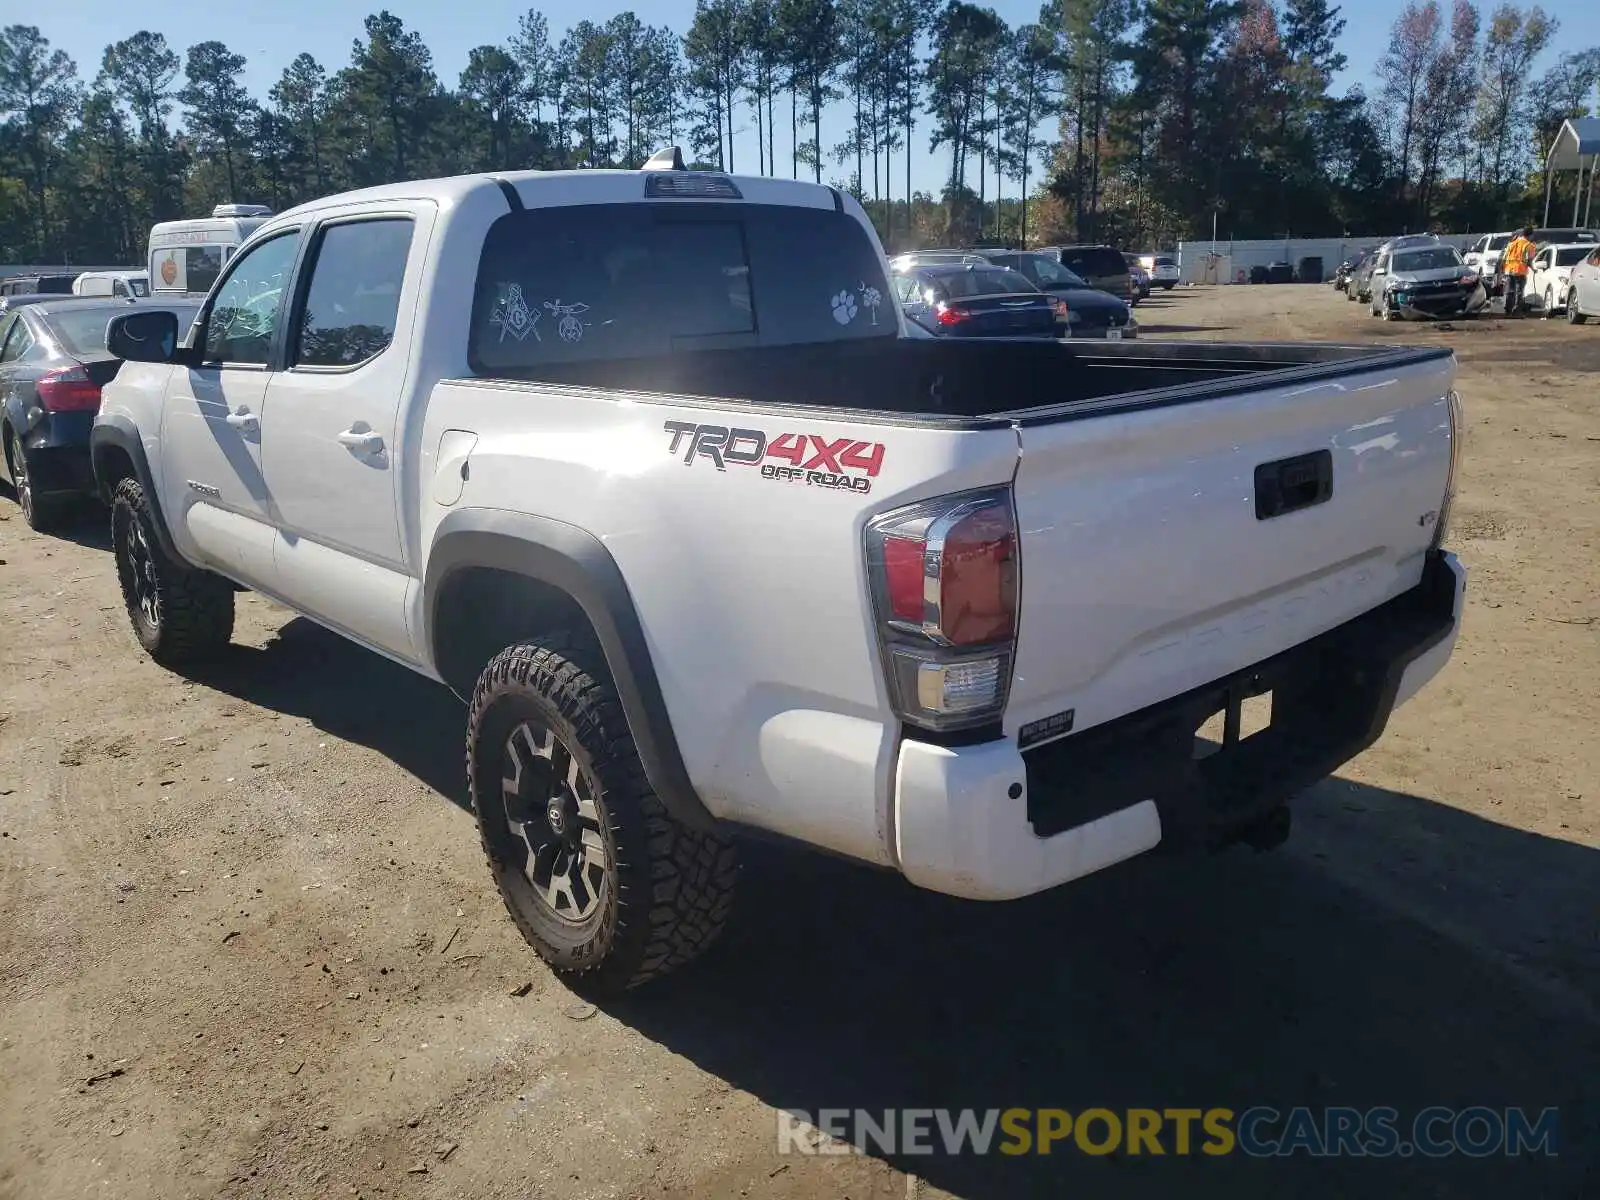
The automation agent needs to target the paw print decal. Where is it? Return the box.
[830,290,859,325]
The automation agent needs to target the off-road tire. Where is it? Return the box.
[467,637,738,992]
[110,477,235,664]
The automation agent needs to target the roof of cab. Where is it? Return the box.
[274,168,843,222]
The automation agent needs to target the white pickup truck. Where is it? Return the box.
[91,155,1467,991]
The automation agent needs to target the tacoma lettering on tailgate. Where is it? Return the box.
[663,421,885,495]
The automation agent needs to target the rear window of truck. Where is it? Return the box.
[469,202,894,373]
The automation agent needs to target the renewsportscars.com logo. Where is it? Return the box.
[663,421,886,495]
[777,1106,1561,1159]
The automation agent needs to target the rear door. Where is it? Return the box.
[1004,354,1457,743]
[260,209,428,659]
[159,227,302,586]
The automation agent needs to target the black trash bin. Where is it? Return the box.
[1267,262,1294,284]
[1249,264,1270,284]
[1297,256,1324,283]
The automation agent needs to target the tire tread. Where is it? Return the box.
[111,477,234,663]
[466,635,737,991]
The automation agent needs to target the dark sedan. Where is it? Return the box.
[1,297,198,530]
[892,264,1057,338]
[982,251,1139,339]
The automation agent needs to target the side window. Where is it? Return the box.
[113,279,128,297]
[292,219,414,368]
[200,232,300,366]
[1,318,35,363]
[0,315,19,362]
[894,276,919,303]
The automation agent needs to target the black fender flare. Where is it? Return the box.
[89,416,181,561]
[424,508,717,833]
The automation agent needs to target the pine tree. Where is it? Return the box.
[0,25,80,256]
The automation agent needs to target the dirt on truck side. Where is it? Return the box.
[1,283,1596,1200]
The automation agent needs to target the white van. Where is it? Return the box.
[147,204,274,297]
[72,270,150,298]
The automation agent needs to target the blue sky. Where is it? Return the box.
[45,0,1600,194]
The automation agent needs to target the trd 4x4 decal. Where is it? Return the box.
[663,421,885,495]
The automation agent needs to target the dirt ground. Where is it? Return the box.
[1,284,1595,1200]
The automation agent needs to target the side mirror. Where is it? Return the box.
[107,310,181,363]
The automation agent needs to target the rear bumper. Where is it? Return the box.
[1059,322,1138,340]
[893,551,1466,901]
[13,412,96,497]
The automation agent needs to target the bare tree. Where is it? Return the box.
[1470,4,1556,208]
[1376,0,1442,207]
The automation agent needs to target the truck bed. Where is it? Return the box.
[488,337,1453,423]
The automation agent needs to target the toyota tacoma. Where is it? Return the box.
[90,152,1468,991]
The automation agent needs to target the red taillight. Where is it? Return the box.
[935,303,969,326]
[881,535,926,624]
[938,506,1017,645]
[866,489,1019,731]
[37,365,102,412]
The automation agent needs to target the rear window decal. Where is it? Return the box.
[491,284,540,343]
[545,299,590,343]
[859,283,882,325]
[830,290,859,325]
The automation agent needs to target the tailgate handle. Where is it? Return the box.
[1255,450,1332,520]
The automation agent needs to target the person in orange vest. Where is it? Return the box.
[1502,227,1537,316]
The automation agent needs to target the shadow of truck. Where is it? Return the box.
[183,616,1597,1199]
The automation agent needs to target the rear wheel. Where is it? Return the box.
[468,638,738,992]
[110,477,235,664]
[1569,296,1588,325]
[6,427,65,533]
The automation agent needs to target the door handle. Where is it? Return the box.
[223,407,259,432]
[337,428,385,454]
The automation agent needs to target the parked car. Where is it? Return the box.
[1,296,198,530]
[1463,232,1515,294]
[1138,252,1180,289]
[893,263,1057,338]
[92,154,1465,991]
[1367,243,1487,321]
[1564,245,1600,324]
[982,250,1139,338]
[1335,249,1375,294]
[0,273,78,299]
[1524,243,1596,316]
[1035,244,1135,304]
[1123,254,1151,301]
[1472,228,1597,296]
[73,270,151,299]
[1350,236,1436,304]
[887,250,989,272]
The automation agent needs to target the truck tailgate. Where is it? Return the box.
[1005,354,1457,742]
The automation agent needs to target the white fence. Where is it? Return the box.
[1176,236,1478,283]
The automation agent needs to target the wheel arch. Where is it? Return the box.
[90,417,181,560]
[425,509,717,833]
